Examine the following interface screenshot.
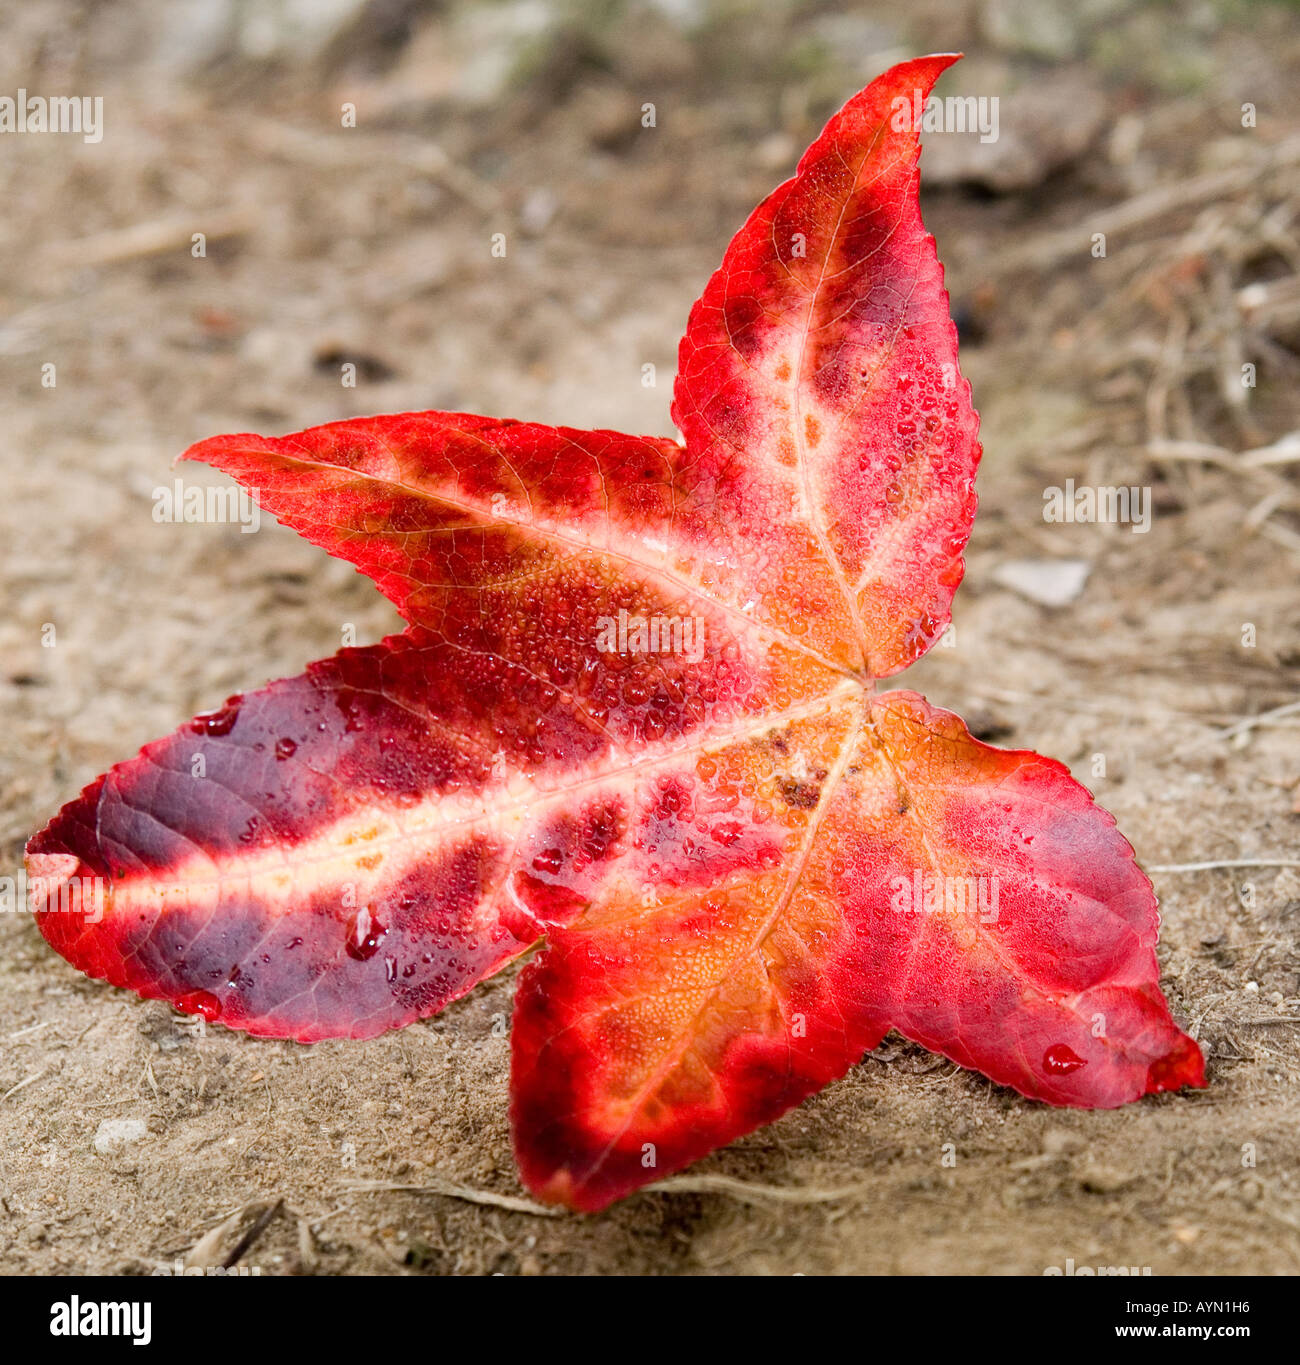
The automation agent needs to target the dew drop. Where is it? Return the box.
[531,847,564,876]
[189,697,242,737]
[176,990,222,1022]
[1043,1043,1087,1076]
[345,906,387,961]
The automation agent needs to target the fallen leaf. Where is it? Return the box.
[26,54,1203,1212]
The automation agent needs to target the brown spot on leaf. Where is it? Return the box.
[778,777,821,810]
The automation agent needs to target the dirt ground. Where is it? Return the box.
[2,0,1299,1275]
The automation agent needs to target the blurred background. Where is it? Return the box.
[1,0,1299,1275]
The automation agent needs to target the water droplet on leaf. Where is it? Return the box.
[346,906,386,961]
[1043,1043,1087,1076]
[176,990,222,1021]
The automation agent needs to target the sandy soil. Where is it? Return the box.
[1,0,1298,1274]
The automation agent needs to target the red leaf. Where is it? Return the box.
[27,634,548,1040]
[26,53,1203,1210]
[183,415,859,672]
[510,693,1203,1210]
[673,52,980,677]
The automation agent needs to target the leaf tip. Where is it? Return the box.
[175,431,238,471]
[1145,1032,1207,1097]
[514,1149,616,1214]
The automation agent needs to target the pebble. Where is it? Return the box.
[1078,1163,1136,1193]
[93,1117,148,1155]
[1041,1126,1084,1156]
[993,558,1091,607]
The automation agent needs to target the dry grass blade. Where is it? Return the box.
[650,1173,875,1204]
[339,1177,563,1217]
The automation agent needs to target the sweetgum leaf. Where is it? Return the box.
[673,53,981,676]
[26,53,1203,1211]
[511,692,1204,1211]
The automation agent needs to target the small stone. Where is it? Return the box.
[1041,1126,1084,1156]
[755,132,797,172]
[519,188,558,236]
[921,64,1108,193]
[1078,1163,1136,1193]
[93,1117,148,1155]
[993,558,1091,607]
